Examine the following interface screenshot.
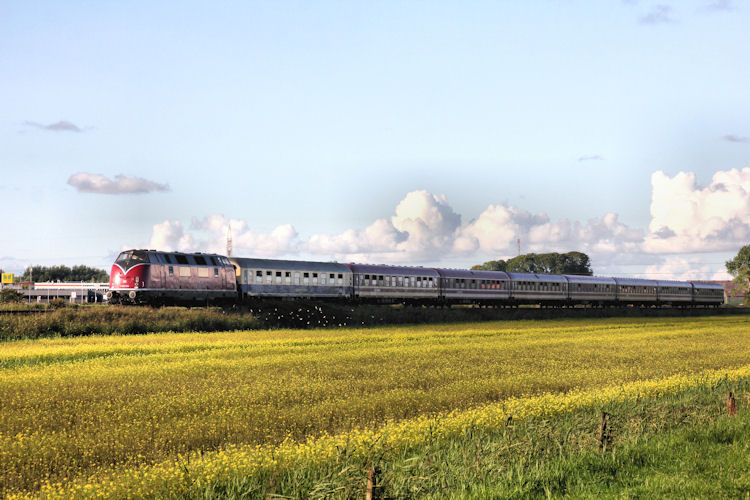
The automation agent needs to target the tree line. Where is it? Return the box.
[19,265,109,283]
[472,251,593,275]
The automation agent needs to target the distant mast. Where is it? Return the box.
[226,223,233,257]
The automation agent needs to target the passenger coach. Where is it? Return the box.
[347,264,439,304]
[230,257,352,300]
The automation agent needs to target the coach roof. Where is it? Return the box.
[229,257,351,273]
[436,269,510,280]
[345,263,440,277]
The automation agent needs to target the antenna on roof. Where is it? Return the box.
[226,223,233,257]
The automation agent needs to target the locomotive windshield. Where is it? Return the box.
[115,250,149,271]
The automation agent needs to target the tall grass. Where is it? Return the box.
[0,306,260,340]
[0,301,745,341]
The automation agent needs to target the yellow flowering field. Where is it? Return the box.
[1,315,749,496]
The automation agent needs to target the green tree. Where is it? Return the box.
[471,259,507,271]
[476,251,593,275]
[726,245,750,300]
[22,265,109,283]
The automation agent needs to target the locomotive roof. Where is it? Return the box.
[121,249,226,257]
[345,263,440,277]
[229,257,351,273]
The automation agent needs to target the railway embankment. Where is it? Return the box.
[0,302,747,341]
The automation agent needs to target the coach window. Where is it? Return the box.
[403,277,409,287]
[266,271,273,284]
[294,272,300,285]
[255,271,262,283]
[168,266,174,277]
[285,272,291,285]
[303,272,310,285]
[312,273,318,285]
[337,274,343,285]
[214,268,219,278]
[275,271,282,284]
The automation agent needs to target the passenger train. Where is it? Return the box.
[106,249,725,307]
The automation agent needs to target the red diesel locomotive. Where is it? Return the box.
[106,249,236,305]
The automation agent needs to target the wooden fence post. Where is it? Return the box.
[365,466,375,500]
[727,392,737,417]
[598,412,611,453]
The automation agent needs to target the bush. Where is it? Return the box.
[0,288,23,304]
[0,305,262,341]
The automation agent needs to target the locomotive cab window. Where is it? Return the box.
[115,250,149,271]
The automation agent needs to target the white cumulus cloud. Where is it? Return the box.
[135,166,746,280]
[147,220,195,252]
[643,255,731,281]
[644,168,750,253]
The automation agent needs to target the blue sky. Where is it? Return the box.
[2,1,749,279]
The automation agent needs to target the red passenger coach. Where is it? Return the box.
[107,249,237,305]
